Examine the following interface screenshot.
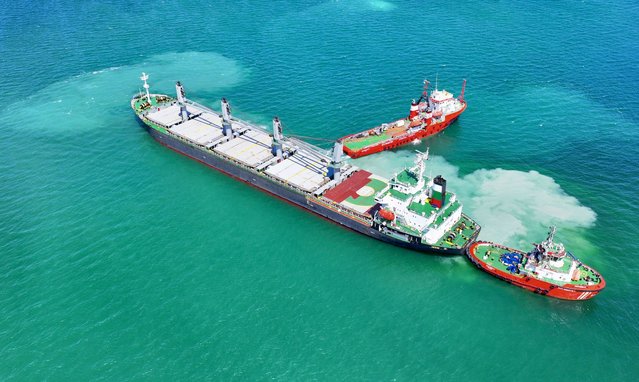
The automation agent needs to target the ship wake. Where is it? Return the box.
[0,51,247,132]
[353,152,596,247]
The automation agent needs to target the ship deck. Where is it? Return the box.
[343,124,409,151]
[133,93,334,193]
[146,104,202,127]
[472,244,601,286]
[324,170,389,214]
[434,214,478,249]
[214,130,274,168]
[408,200,438,216]
[170,113,225,146]
[265,149,328,192]
[133,94,170,112]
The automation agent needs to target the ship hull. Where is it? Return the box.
[140,121,478,256]
[466,242,605,300]
[342,101,466,158]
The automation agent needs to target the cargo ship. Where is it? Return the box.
[341,80,467,158]
[466,227,605,300]
[131,73,480,255]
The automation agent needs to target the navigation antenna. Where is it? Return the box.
[547,226,557,244]
[140,72,151,103]
[422,79,430,98]
[424,147,432,180]
[327,141,343,181]
[414,147,429,179]
[415,147,429,162]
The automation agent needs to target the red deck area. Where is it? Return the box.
[324,170,372,203]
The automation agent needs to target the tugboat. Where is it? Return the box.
[341,79,467,158]
[466,227,605,300]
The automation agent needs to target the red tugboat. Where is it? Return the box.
[341,80,467,158]
[466,227,605,300]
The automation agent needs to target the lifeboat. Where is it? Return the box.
[378,208,395,221]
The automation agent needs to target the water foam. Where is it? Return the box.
[353,151,596,247]
[366,0,397,11]
[322,0,396,13]
[0,52,247,131]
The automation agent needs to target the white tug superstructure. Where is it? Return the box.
[523,227,577,283]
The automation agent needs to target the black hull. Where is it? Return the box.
[141,122,477,255]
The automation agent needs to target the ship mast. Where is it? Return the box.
[422,79,431,110]
[221,98,233,137]
[546,226,557,245]
[175,81,189,122]
[140,72,151,103]
[412,148,429,191]
[271,117,283,159]
[415,147,429,179]
[327,141,343,181]
[422,79,430,98]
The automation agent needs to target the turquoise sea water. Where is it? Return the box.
[2,0,639,380]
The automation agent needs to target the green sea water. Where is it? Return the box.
[1,0,639,380]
